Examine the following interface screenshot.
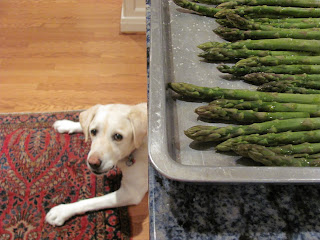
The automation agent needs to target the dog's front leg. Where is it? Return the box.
[45,183,146,226]
[53,120,82,134]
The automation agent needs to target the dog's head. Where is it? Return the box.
[79,103,147,174]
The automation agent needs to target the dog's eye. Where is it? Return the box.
[91,129,98,136]
[113,133,123,141]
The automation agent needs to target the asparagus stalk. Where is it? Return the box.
[303,153,320,159]
[259,22,320,29]
[168,82,320,104]
[172,0,220,17]
[209,99,320,116]
[215,19,237,28]
[215,7,320,18]
[198,42,226,50]
[243,13,290,19]
[243,73,320,84]
[254,17,320,24]
[214,27,320,41]
[216,129,320,152]
[194,0,231,4]
[232,144,320,166]
[218,64,320,75]
[218,0,320,9]
[198,39,320,53]
[221,13,320,30]
[269,142,320,155]
[255,79,320,90]
[216,13,282,30]
[216,16,320,31]
[185,118,320,142]
[195,105,309,123]
[257,82,320,94]
[199,48,312,61]
[236,56,320,67]
[234,144,320,158]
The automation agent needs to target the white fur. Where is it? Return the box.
[53,120,82,134]
[46,103,148,226]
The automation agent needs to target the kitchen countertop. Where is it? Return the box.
[146,1,320,239]
[149,165,320,239]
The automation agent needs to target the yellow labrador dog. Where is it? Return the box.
[46,103,148,226]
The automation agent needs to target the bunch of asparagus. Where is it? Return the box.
[169,82,320,166]
[171,0,320,166]
[171,0,320,94]
[173,0,320,18]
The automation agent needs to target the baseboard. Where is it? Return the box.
[120,1,146,33]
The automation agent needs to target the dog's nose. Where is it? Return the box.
[88,155,102,170]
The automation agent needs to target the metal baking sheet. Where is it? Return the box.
[148,0,320,183]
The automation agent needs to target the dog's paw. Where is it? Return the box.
[46,204,73,226]
[53,120,80,134]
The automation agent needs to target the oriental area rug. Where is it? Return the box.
[0,111,130,240]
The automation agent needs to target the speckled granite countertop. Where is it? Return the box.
[146,1,320,239]
[149,165,320,239]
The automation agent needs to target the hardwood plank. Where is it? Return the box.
[0,0,149,239]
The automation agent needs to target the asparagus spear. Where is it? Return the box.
[216,129,320,152]
[215,7,320,18]
[194,0,231,4]
[216,13,283,30]
[185,117,320,142]
[258,22,320,29]
[221,13,320,30]
[216,19,237,28]
[216,15,296,30]
[244,73,320,84]
[236,56,320,67]
[232,144,320,166]
[214,27,320,41]
[199,48,312,61]
[257,82,320,94]
[234,143,320,158]
[195,105,309,123]
[254,17,320,24]
[198,42,226,50]
[218,0,320,9]
[303,153,320,159]
[198,38,320,53]
[209,99,320,116]
[168,82,320,104]
[243,13,291,19]
[172,0,220,17]
[269,142,320,155]
[256,79,320,90]
[218,64,320,75]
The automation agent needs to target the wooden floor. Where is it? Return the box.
[0,0,149,239]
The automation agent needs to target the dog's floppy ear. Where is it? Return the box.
[128,103,147,148]
[79,105,101,142]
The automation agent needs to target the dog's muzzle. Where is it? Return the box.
[88,155,101,170]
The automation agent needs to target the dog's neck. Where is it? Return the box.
[116,150,136,169]
[125,152,135,167]
[117,137,147,170]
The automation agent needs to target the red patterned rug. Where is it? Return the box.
[0,111,130,240]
